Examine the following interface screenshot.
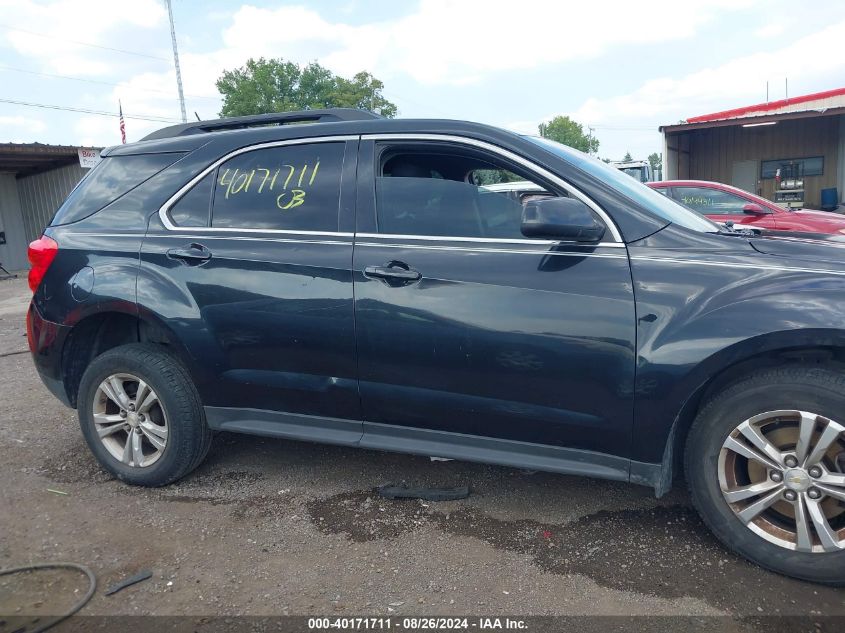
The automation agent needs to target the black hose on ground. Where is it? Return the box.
[0,562,96,633]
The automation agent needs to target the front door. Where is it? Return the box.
[140,138,361,433]
[352,138,637,464]
[731,160,758,195]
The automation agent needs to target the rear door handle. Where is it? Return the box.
[166,243,212,265]
[363,260,422,286]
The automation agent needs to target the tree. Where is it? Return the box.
[216,57,397,118]
[623,151,633,161]
[538,116,598,154]
[648,152,662,171]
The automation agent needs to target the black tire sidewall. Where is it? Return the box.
[77,344,204,487]
[686,367,845,585]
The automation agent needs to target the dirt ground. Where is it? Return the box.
[1,274,843,629]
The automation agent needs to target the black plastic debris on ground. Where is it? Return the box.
[104,569,153,596]
[376,484,470,501]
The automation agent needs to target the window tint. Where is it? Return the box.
[377,177,555,239]
[674,187,748,215]
[51,153,183,226]
[376,149,561,239]
[169,173,212,227]
[211,143,344,231]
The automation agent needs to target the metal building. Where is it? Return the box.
[661,87,845,210]
[0,143,92,272]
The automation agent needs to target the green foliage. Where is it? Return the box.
[538,116,598,154]
[648,152,662,170]
[216,58,398,118]
[623,151,633,161]
[472,168,524,186]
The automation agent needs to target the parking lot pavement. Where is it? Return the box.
[1,276,843,628]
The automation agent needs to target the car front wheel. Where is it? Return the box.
[686,366,845,585]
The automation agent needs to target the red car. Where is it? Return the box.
[647,180,845,235]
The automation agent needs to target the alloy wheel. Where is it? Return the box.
[92,373,168,468]
[719,410,845,553]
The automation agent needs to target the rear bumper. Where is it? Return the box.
[27,301,72,407]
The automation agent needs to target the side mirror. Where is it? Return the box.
[742,202,770,215]
[521,197,605,242]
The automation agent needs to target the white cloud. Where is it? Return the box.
[0,0,167,75]
[755,22,786,38]
[500,18,845,159]
[0,115,47,141]
[214,0,760,85]
[567,20,845,128]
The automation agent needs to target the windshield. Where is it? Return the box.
[619,167,647,182]
[526,136,719,233]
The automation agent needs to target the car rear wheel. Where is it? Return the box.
[77,343,212,486]
[685,366,845,585]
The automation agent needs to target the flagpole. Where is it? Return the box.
[165,0,187,123]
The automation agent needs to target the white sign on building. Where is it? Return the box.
[78,148,102,169]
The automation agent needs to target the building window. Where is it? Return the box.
[760,156,823,179]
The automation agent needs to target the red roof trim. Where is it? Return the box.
[687,87,845,123]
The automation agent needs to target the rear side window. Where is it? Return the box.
[51,153,183,226]
[210,142,345,231]
[169,173,213,227]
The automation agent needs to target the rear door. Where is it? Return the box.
[351,137,637,468]
[139,137,362,439]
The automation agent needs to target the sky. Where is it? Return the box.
[1,0,844,160]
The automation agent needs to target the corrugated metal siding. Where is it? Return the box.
[0,173,30,271]
[674,115,840,208]
[18,163,87,242]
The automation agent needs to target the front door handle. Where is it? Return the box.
[363,260,422,286]
[166,243,212,265]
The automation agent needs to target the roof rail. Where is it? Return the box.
[141,108,382,141]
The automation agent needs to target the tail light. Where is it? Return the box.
[27,235,59,293]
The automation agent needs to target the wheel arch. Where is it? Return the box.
[61,308,196,407]
[652,332,845,497]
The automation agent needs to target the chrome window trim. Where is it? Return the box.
[157,135,358,233]
[362,133,624,243]
[356,242,627,258]
[355,232,623,248]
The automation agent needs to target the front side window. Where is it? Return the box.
[673,187,748,216]
[210,142,345,231]
[375,145,566,240]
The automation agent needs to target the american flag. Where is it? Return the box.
[119,100,126,144]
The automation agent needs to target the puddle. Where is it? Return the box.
[307,490,845,615]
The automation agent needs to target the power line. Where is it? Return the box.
[0,23,170,62]
[0,98,182,123]
[0,64,219,101]
[590,124,659,131]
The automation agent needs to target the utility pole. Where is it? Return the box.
[165,0,187,123]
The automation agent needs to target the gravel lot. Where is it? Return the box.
[1,275,843,630]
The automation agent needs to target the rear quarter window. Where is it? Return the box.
[51,152,184,226]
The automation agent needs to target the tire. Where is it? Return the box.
[685,366,845,585]
[77,343,212,486]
